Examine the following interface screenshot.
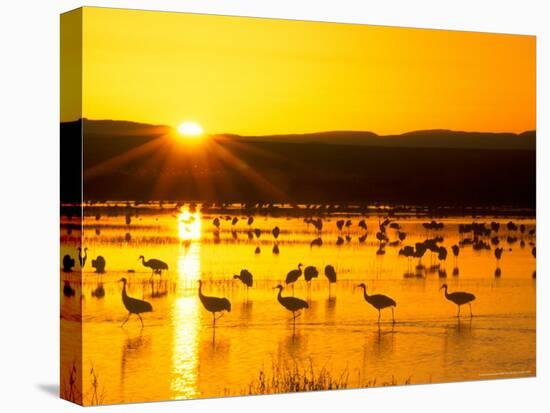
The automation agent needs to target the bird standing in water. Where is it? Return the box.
[285,263,303,294]
[139,255,168,278]
[233,269,253,300]
[324,265,337,297]
[198,280,231,328]
[439,283,475,318]
[273,284,308,329]
[119,277,152,328]
[356,283,396,323]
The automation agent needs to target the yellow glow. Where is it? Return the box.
[80,8,535,135]
[178,207,202,241]
[177,121,204,138]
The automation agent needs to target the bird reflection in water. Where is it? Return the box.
[120,331,150,387]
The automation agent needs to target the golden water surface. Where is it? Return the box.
[60,204,536,404]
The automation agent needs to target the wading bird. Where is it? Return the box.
[285,263,303,292]
[62,255,75,273]
[356,283,396,323]
[119,277,152,328]
[324,265,337,296]
[92,255,106,274]
[273,284,308,327]
[233,269,253,298]
[439,283,475,318]
[304,265,319,284]
[78,247,88,268]
[139,255,168,278]
[198,280,231,328]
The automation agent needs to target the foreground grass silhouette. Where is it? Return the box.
[241,357,411,395]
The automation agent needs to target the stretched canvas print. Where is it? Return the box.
[60,7,536,406]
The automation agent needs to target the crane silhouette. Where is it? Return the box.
[198,280,231,328]
[78,247,88,268]
[356,283,396,323]
[304,265,319,283]
[62,254,75,273]
[91,255,106,274]
[139,255,168,278]
[439,283,475,317]
[324,265,337,297]
[234,269,253,300]
[119,277,152,328]
[285,263,303,294]
[273,284,308,329]
[233,269,253,287]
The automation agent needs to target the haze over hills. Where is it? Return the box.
[79,119,536,151]
[61,119,535,206]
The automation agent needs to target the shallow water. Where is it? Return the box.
[60,205,536,404]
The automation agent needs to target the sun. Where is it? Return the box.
[177,121,204,138]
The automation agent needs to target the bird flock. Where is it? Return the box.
[62,212,534,331]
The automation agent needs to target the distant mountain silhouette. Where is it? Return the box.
[217,129,535,150]
[60,119,536,206]
[81,118,171,137]
[76,119,535,150]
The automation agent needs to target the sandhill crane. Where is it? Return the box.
[336,220,344,231]
[358,220,367,231]
[198,280,231,328]
[119,277,152,328]
[311,218,323,233]
[273,284,308,328]
[232,217,239,226]
[439,283,475,317]
[356,283,396,323]
[62,255,75,272]
[324,265,337,296]
[139,255,168,278]
[234,269,253,300]
[91,255,106,274]
[213,217,220,229]
[272,226,280,239]
[304,266,319,288]
[247,216,254,226]
[285,263,303,290]
[310,237,323,247]
[78,247,88,268]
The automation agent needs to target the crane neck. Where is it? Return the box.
[198,282,205,300]
[277,287,283,301]
[121,281,127,298]
[442,285,449,299]
[360,285,369,301]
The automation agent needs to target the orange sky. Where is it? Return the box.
[70,7,535,135]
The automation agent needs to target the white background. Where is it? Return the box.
[0,0,547,411]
